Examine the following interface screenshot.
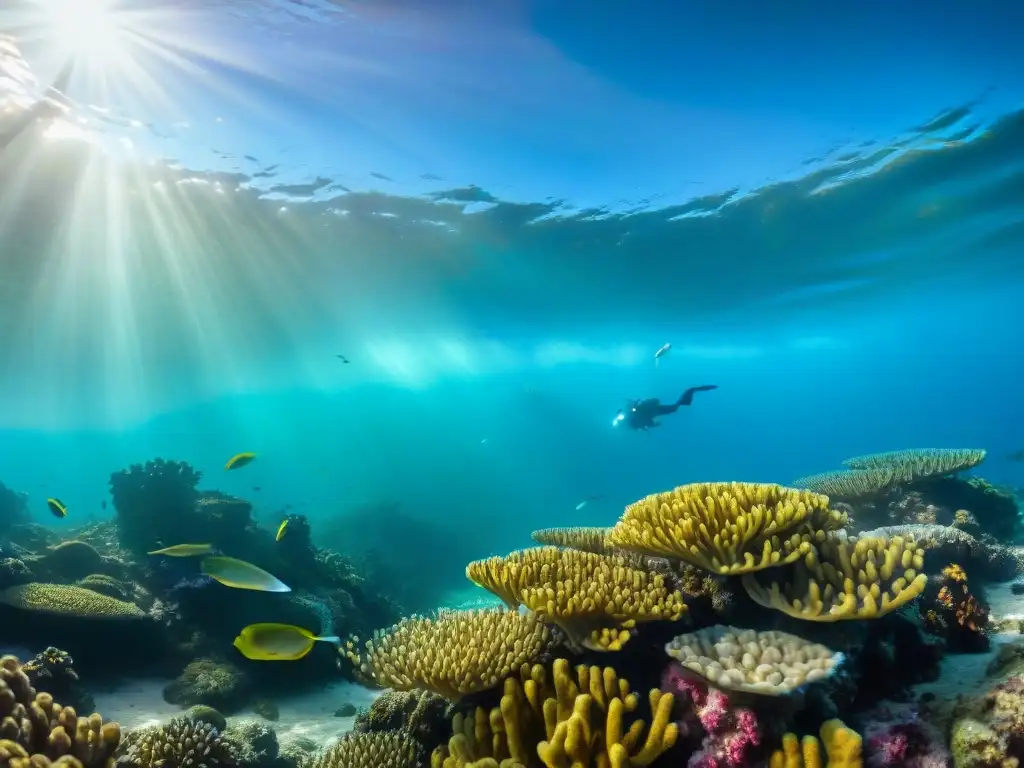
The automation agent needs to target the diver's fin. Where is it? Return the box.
[678,384,718,406]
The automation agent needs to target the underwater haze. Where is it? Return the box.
[2,0,1024,602]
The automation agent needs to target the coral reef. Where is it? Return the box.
[431,657,677,767]
[466,547,686,650]
[222,720,277,768]
[341,609,552,699]
[307,732,418,768]
[0,654,121,768]
[530,526,614,554]
[20,648,93,715]
[0,481,29,537]
[0,584,146,619]
[664,626,844,696]
[919,563,990,653]
[768,719,863,767]
[162,658,251,714]
[113,716,236,768]
[740,535,928,621]
[663,663,762,768]
[108,459,202,555]
[607,482,846,574]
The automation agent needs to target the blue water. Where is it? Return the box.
[1,2,1023,605]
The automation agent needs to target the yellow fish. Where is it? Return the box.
[225,452,257,471]
[200,556,291,593]
[275,519,288,542]
[46,498,67,518]
[148,543,215,557]
[233,623,340,661]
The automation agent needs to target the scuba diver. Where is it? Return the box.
[613,385,718,431]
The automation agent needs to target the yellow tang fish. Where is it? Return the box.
[233,623,340,661]
[46,498,67,518]
[148,543,215,557]
[201,556,291,593]
[225,452,257,471]
[275,519,288,542]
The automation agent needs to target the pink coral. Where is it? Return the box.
[863,703,952,768]
[662,661,761,768]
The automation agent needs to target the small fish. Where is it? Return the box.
[275,519,288,542]
[148,543,215,557]
[47,498,67,518]
[201,555,291,593]
[253,486,262,492]
[233,622,340,661]
[101,500,107,510]
[1008,449,1024,463]
[225,452,257,471]
[654,343,671,365]
[574,494,604,511]
[336,354,350,364]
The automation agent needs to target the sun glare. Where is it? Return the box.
[39,0,127,59]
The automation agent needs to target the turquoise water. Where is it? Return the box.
[1,3,1023,610]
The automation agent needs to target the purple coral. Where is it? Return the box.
[863,704,952,768]
[662,661,761,768]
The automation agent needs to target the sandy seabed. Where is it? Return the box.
[92,678,381,747]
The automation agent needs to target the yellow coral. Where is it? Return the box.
[741,536,927,622]
[341,609,552,700]
[465,548,686,651]
[0,656,121,768]
[842,448,986,481]
[0,584,144,619]
[606,482,845,575]
[431,658,676,768]
[664,626,843,695]
[769,719,862,767]
[308,731,419,768]
[791,470,897,501]
[942,563,967,582]
[530,527,613,555]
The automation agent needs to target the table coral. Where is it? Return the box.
[341,609,552,700]
[530,526,615,555]
[741,535,928,621]
[0,583,145,619]
[607,482,846,575]
[466,547,687,650]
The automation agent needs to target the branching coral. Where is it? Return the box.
[768,720,862,767]
[0,584,145,619]
[431,658,677,768]
[664,626,843,696]
[530,527,614,555]
[113,716,236,768]
[341,609,552,700]
[306,731,419,768]
[0,655,121,768]
[662,663,761,768]
[606,482,846,575]
[842,448,986,481]
[466,547,686,650]
[740,536,928,621]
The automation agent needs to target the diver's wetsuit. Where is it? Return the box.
[621,385,718,431]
